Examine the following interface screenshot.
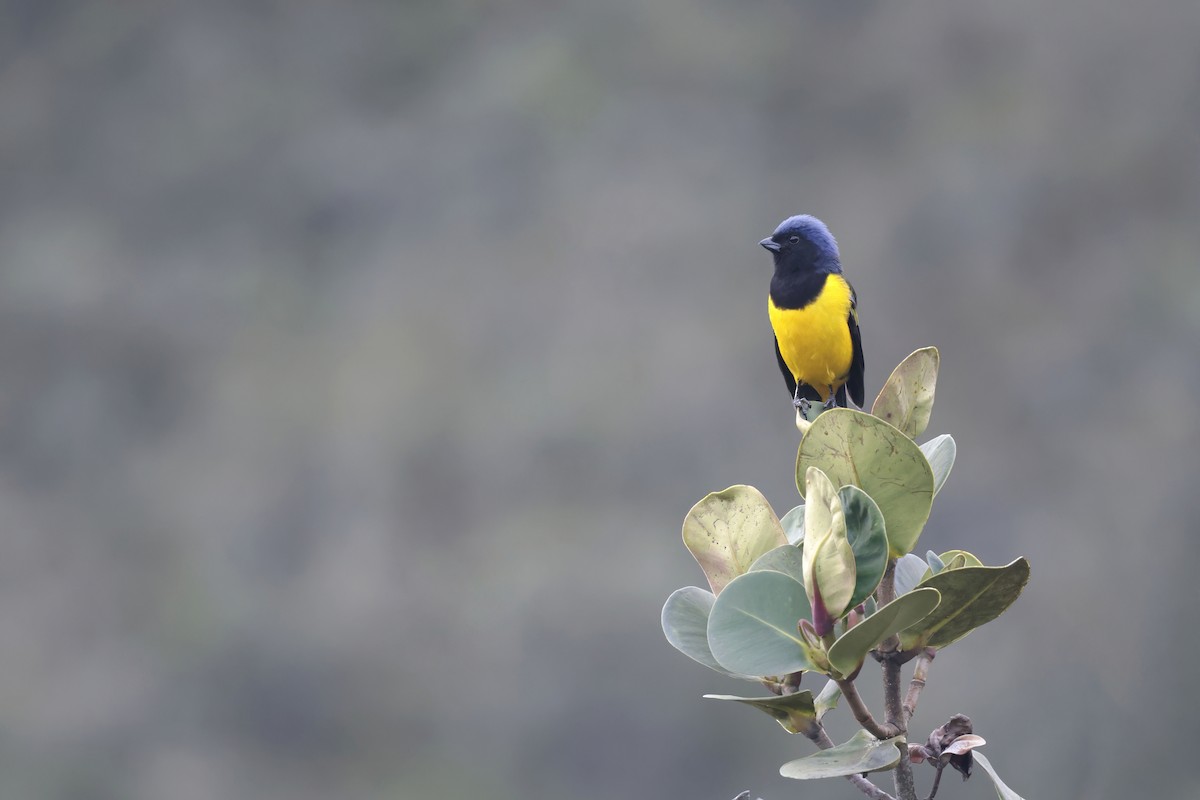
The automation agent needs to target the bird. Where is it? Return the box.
[760,215,864,414]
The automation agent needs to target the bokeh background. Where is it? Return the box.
[2,1,1199,798]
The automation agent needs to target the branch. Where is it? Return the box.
[925,763,947,800]
[850,772,898,800]
[882,656,918,800]
[875,559,900,654]
[838,679,901,740]
[902,648,936,725]
[803,723,897,800]
[876,559,918,800]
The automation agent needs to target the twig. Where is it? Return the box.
[875,560,900,653]
[803,724,897,800]
[882,655,917,800]
[838,679,900,739]
[925,763,946,800]
[902,648,936,725]
[850,772,898,800]
[875,559,919,800]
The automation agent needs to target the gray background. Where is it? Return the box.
[2,1,1198,798]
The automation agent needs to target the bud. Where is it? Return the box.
[810,583,834,637]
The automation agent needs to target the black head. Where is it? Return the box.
[759,215,842,275]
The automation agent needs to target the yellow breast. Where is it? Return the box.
[768,274,854,398]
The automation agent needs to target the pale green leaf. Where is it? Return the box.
[750,544,805,584]
[920,434,956,497]
[894,553,929,596]
[797,410,935,557]
[662,587,751,679]
[973,752,1027,800]
[703,691,816,734]
[937,549,983,569]
[683,486,788,595]
[802,468,856,619]
[779,729,903,779]
[898,559,1031,650]
[943,553,968,571]
[827,588,941,676]
[780,504,805,545]
[871,347,939,438]
[814,680,841,721]
[708,570,814,677]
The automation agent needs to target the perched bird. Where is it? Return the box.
[760,215,865,412]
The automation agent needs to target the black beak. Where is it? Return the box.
[759,238,781,253]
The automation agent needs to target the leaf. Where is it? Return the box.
[814,679,841,721]
[943,553,968,571]
[779,504,805,545]
[827,588,941,676]
[662,587,751,678]
[797,410,935,557]
[943,734,987,756]
[937,549,983,569]
[707,570,814,677]
[779,729,903,779]
[920,434,956,497]
[683,486,788,595]
[871,347,940,438]
[973,752,1027,800]
[898,559,1031,650]
[703,691,816,734]
[750,544,805,584]
[893,553,929,596]
[917,549,967,585]
[839,486,888,609]
[802,468,856,620]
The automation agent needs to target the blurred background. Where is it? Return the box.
[1,1,1198,798]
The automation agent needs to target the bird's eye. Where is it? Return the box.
[788,236,800,244]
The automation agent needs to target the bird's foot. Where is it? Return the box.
[823,393,837,411]
[794,396,812,419]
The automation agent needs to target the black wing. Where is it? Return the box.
[845,282,865,407]
[774,337,796,398]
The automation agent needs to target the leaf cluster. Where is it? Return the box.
[661,348,1030,798]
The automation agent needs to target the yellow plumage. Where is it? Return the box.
[768,273,855,401]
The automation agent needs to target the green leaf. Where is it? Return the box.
[703,691,816,734]
[973,752,1027,800]
[937,549,983,569]
[893,553,928,596]
[943,553,968,571]
[898,559,1031,650]
[814,680,841,721]
[797,409,935,557]
[920,434,956,497]
[707,570,814,677]
[750,544,805,584]
[926,550,945,574]
[683,486,788,595]
[802,468,856,620]
[839,486,888,609]
[870,347,939,438]
[779,729,903,779]
[827,588,941,676]
[780,504,805,545]
[661,587,751,678]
